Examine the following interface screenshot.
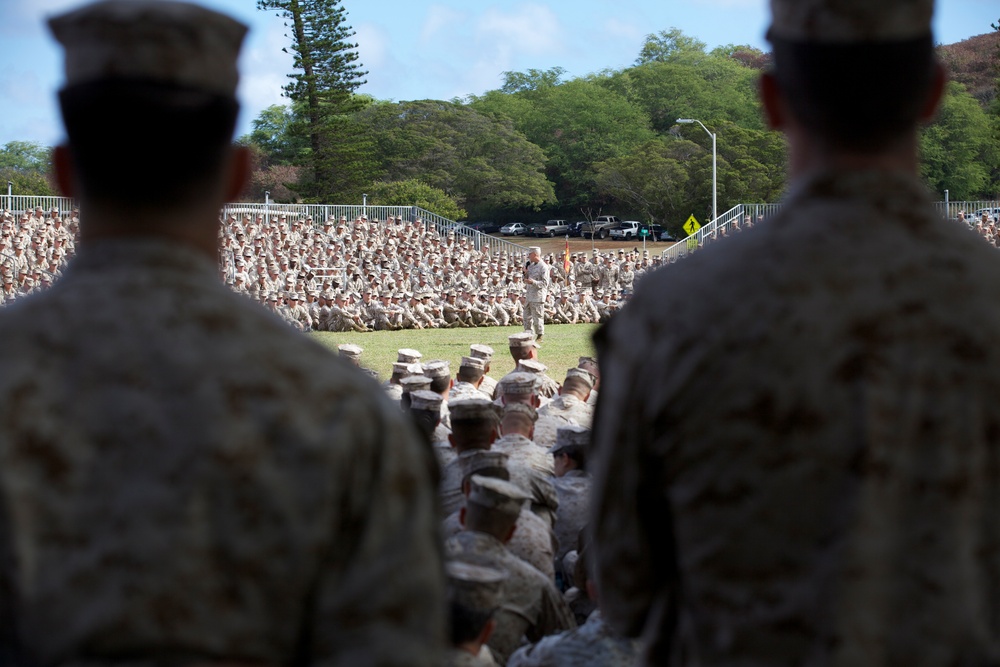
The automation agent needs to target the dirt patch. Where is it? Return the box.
[489,234,673,256]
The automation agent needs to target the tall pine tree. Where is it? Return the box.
[257,0,379,202]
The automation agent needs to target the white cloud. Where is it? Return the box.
[420,5,467,42]
[236,20,294,133]
[355,22,390,71]
[475,4,564,58]
[603,18,645,42]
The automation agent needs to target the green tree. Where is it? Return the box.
[0,141,54,197]
[594,138,700,230]
[257,0,377,201]
[500,67,566,94]
[635,28,708,66]
[677,120,788,207]
[359,100,555,216]
[369,179,466,221]
[920,81,998,199]
[601,55,764,134]
[0,169,54,197]
[0,141,51,173]
[473,78,655,208]
[239,104,308,166]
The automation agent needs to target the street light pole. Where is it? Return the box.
[677,118,717,224]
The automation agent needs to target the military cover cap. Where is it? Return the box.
[449,397,497,422]
[337,343,363,359]
[528,246,542,255]
[469,344,494,360]
[551,424,590,455]
[422,360,451,379]
[397,348,423,363]
[400,375,431,393]
[458,450,510,481]
[500,372,537,396]
[502,402,538,423]
[409,389,443,412]
[460,356,486,372]
[445,561,507,612]
[508,331,540,349]
[49,0,248,97]
[467,475,529,518]
[517,359,548,375]
[767,0,934,43]
[391,362,416,377]
[564,367,595,389]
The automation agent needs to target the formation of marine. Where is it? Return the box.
[217,212,668,332]
[0,207,79,305]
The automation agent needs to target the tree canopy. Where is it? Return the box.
[236,25,999,219]
[257,0,374,202]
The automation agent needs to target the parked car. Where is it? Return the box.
[609,221,643,240]
[500,222,528,236]
[655,226,679,242]
[525,222,548,237]
[466,220,502,233]
[529,219,569,237]
[567,221,587,237]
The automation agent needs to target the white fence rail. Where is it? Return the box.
[660,199,1000,263]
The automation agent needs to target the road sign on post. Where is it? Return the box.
[683,214,701,237]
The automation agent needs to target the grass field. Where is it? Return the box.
[312,323,599,381]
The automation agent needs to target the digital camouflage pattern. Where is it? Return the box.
[507,611,642,667]
[0,239,446,666]
[592,170,1000,665]
[442,507,557,582]
[445,530,575,666]
[552,470,591,563]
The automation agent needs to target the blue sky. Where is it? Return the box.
[1,0,996,146]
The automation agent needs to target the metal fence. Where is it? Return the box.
[3,195,77,215]
[936,200,1000,221]
[659,198,1000,263]
[661,203,783,262]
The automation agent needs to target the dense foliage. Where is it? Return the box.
[0,141,54,197]
[237,22,997,234]
[256,0,374,203]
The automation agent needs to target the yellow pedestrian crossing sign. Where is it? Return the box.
[683,215,701,236]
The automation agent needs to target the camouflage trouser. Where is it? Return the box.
[523,300,545,337]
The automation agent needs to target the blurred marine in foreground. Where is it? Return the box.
[0,1,444,665]
[591,0,1000,664]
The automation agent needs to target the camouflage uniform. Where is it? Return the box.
[0,240,445,666]
[442,509,557,583]
[445,647,498,667]
[445,531,576,665]
[523,257,550,338]
[591,170,1000,664]
[551,470,591,563]
[507,611,641,667]
[537,394,593,430]
[551,297,578,324]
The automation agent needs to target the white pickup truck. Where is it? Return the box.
[609,221,644,240]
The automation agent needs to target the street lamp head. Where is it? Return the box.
[676,118,694,124]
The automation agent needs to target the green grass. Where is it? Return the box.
[311,323,599,381]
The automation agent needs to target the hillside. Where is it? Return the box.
[938,31,999,108]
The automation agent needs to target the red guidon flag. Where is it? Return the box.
[563,237,571,275]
